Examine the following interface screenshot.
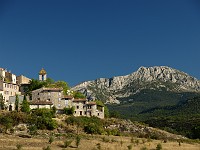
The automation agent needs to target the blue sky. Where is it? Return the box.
[0,0,200,86]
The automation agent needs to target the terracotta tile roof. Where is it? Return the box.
[30,100,53,105]
[62,95,73,99]
[73,98,87,102]
[87,102,96,105]
[43,87,63,91]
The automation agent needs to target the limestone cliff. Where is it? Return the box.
[72,66,200,103]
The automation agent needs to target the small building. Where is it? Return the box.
[17,75,31,95]
[32,87,65,109]
[73,99,104,119]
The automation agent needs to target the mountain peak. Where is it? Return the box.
[72,66,200,103]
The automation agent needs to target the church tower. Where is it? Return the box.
[39,68,47,81]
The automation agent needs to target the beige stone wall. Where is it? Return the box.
[73,101,87,117]
[17,75,31,84]
[32,88,66,109]
[0,82,21,102]
[72,102,104,119]
[30,104,51,109]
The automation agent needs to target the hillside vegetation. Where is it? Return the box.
[0,109,200,150]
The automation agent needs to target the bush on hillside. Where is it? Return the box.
[29,108,57,130]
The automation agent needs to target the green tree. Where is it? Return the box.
[47,80,69,95]
[54,81,69,95]
[15,95,19,112]
[0,93,5,110]
[21,95,30,113]
[26,79,47,97]
[73,91,85,99]
[63,106,75,115]
[29,108,57,130]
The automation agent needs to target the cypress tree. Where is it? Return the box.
[15,94,19,112]
[21,95,30,113]
[0,94,5,110]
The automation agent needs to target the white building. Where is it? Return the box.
[0,68,21,106]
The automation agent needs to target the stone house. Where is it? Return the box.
[73,99,104,119]
[0,68,21,106]
[32,87,64,109]
[31,87,104,119]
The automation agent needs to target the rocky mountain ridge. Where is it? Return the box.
[72,66,200,104]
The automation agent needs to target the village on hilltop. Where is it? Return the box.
[0,68,104,119]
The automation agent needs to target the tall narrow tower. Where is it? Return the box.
[39,68,47,81]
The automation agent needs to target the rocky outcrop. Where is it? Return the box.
[72,66,200,103]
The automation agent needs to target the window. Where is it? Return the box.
[77,106,79,109]
[65,100,68,106]
[98,113,99,116]
[85,112,87,115]
[80,111,82,116]
[5,84,6,88]
[48,99,50,101]
[75,111,76,114]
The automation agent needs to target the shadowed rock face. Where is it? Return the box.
[72,66,200,103]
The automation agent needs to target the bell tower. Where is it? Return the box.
[39,68,47,81]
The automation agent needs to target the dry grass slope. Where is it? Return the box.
[0,134,199,150]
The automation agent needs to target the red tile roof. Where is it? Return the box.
[62,95,73,99]
[30,100,53,105]
[43,87,63,91]
[87,102,96,105]
[73,98,87,102]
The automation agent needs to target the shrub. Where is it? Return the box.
[63,107,75,115]
[131,137,134,143]
[156,143,162,150]
[102,136,110,143]
[84,123,103,134]
[63,140,72,148]
[127,144,132,150]
[76,135,81,148]
[135,139,140,145]
[28,125,37,135]
[29,108,57,130]
[140,147,148,150]
[96,143,101,150]
[16,144,22,150]
[49,136,54,144]
[43,145,51,150]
